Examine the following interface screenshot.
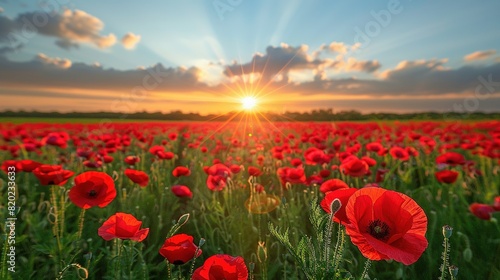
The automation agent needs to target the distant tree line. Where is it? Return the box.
[0,109,499,121]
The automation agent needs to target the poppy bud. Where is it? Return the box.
[463,248,472,262]
[448,265,459,278]
[442,225,453,238]
[329,198,342,216]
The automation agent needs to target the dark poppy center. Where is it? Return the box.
[368,219,390,240]
[88,190,98,197]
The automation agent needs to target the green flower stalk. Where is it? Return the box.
[440,225,453,280]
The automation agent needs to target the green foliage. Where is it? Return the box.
[269,198,353,280]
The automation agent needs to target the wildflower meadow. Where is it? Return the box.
[1,120,499,279]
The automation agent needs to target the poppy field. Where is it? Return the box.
[1,119,499,279]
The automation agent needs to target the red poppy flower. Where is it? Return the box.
[124,156,140,165]
[192,254,248,280]
[319,179,349,194]
[436,152,465,166]
[469,203,495,220]
[229,164,241,174]
[33,164,74,186]
[41,132,69,149]
[171,185,193,198]
[291,158,303,167]
[361,156,377,167]
[1,160,22,173]
[76,147,93,159]
[435,170,459,184]
[169,132,178,140]
[125,169,149,187]
[83,158,103,168]
[493,196,500,211]
[159,233,201,265]
[320,188,357,224]
[340,156,369,178]
[319,169,331,178]
[149,145,165,156]
[304,147,329,165]
[98,212,149,242]
[172,166,191,177]
[69,171,116,209]
[254,183,264,193]
[248,166,262,177]
[389,147,410,161]
[345,187,428,265]
[19,159,42,172]
[208,163,231,177]
[102,155,114,163]
[366,142,386,155]
[306,174,323,186]
[157,151,175,160]
[206,175,227,191]
[277,167,306,185]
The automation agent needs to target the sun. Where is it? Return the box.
[241,96,258,110]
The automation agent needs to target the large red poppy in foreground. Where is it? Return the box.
[192,254,248,280]
[345,187,428,265]
[159,233,201,265]
[98,212,149,242]
[69,171,116,209]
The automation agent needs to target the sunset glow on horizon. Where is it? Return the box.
[241,96,258,111]
[0,1,499,114]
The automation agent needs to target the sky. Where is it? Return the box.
[0,0,499,115]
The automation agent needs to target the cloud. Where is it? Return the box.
[0,7,4,13]
[224,43,381,83]
[325,41,348,54]
[0,14,15,42]
[1,9,116,49]
[0,54,206,92]
[296,59,500,96]
[313,41,361,58]
[331,57,381,73]
[36,53,71,69]
[0,43,22,55]
[121,32,141,50]
[464,50,497,61]
[223,43,329,82]
[379,59,449,79]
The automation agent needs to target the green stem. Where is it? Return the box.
[167,261,172,280]
[1,234,8,279]
[59,188,66,240]
[50,186,62,276]
[324,215,334,270]
[77,209,86,239]
[359,259,372,280]
[333,225,346,273]
[440,237,450,280]
[113,239,122,279]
